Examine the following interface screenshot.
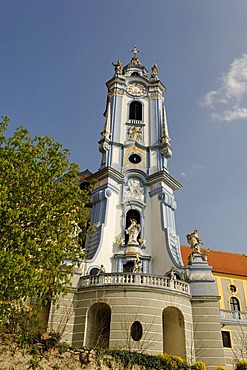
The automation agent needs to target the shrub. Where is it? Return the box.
[159,353,188,370]
[216,366,227,370]
[236,360,247,370]
[191,360,208,370]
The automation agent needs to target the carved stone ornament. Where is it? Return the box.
[124,179,144,202]
[127,83,146,96]
[128,126,142,141]
[133,254,143,273]
[115,236,125,246]
[138,237,146,247]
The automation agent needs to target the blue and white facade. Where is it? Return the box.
[84,54,183,276]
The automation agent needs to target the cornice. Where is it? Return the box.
[88,166,124,185]
[147,170,182,191]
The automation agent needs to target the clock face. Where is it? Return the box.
[127,83,146,96]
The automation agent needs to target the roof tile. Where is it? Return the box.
[180,245,247,277]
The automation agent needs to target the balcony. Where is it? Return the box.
[128,119,143,125]
[220,309,247,323]
[79,272,190,294]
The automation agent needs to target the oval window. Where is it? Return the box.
[229,284,237,293]
[129,154,142,164]
[131,321,143,341]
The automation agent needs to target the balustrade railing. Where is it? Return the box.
[220,309,247,322]
[128,119,143,125]
[80,272,190,294]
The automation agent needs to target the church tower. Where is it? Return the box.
[50,50,226,370]
[84,48,183,277]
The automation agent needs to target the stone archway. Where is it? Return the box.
[163,307,186,358]
[85,303,111,348]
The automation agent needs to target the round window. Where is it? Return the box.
[229,284,237,293]
[131,321,143,341]
[129,154,142,164]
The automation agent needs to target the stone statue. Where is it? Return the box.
[170,267,176,280]
[186,229,203,254]
[133,254,143,273]
[112,60,122,75]
[97,264,106,275]
[151,63,159,78]
[126,219,141,245]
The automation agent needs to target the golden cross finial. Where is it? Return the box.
[129,46,142,58]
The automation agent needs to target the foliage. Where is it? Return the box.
[0,305,44,346]
[0,117,89,320]
[215,366,227,370]
[100,348,189,370]
[159,353,188,370]
[236,360,247,370]
[191,360,208,370]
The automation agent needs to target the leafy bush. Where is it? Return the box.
[236,360,247,370]
[100,349,189,370]
[191,360,208,370]
[215,366,227,370]
[0,305,43,346]
[159,353,188,370]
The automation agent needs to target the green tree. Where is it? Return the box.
[0,117,88,318]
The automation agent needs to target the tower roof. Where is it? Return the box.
[122,46,149,77]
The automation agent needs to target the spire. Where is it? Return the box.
[161,106,172,158]
[122,46,148,77]
[129,45,142,66]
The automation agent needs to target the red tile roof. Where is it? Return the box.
[181,245,247,277]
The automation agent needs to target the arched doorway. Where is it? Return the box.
[163,307,186,358]
[85,303,111,348]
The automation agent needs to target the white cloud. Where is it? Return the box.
[200,54,247,122]
[181,165,204,179]
[211,106,247,122]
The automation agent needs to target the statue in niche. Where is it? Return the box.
[125,219,141,245]
[186,229,203,254]
[124,179,144,202]
[133,254,143,273]
[112,60,123,75]
[128,126,142,141]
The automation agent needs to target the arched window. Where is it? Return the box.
[89,268,100,276]
[230,297,240,312]
[129,101,142,121]
[125,209,141,245]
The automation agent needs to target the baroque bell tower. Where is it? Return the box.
[84,48,183,276]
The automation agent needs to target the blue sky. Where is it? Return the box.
[1,0,247,253]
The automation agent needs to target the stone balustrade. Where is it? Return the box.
[220,309,247,322]
[80,272,190,294]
